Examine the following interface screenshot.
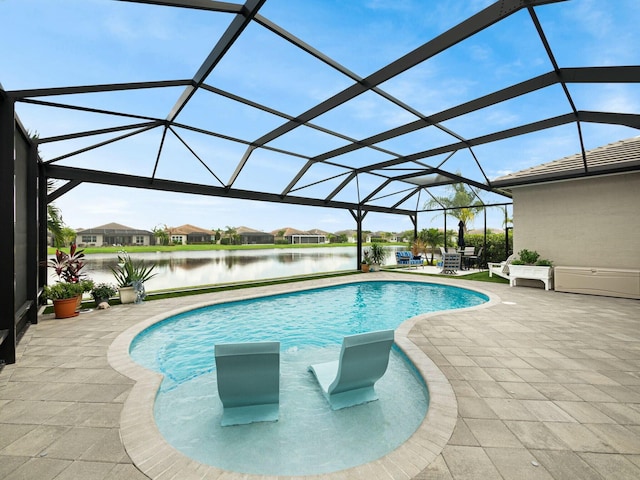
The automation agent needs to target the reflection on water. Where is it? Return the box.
[62,246,402,291]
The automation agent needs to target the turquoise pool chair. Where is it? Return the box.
[215,341,280,426]
[308,330,394,410]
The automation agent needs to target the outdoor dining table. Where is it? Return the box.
[458,248,475,270]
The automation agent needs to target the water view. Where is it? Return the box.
[63,246,403,291]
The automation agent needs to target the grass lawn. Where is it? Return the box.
[47,242,405,255]
[386,267,510,284]
[457,271,510,283]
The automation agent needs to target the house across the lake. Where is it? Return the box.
[75,222,154,247]
[166,224,215,245]
[273,227,328,244]
[237,226,275,245]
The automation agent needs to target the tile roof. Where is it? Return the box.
[492,136,640,188]
[77,222,152,235]
[236,226,268,234]
[272,227,327,237]
[169,224,215,235]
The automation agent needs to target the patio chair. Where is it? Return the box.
[460,246,475,270]
[395,251,423,268]
[215,341,280,426]
[488,253,515,280]
[439,247,461,274]
[465,247,483,270]
[308,329,394,410]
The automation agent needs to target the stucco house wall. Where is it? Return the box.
[512,172,640,269]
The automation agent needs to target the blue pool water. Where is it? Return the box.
[130,281,487,475]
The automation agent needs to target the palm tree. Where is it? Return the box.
[153,225,169,246]
[498,206,513,228]
[61,226,78,247]
[424,181,484,232]
[418,228,444,265]
[46,180,66,248]
[224,226,238,245]
[34,133,66,248]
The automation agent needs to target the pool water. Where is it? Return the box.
[130,281,487,476]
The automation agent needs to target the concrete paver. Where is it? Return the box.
[0,272,638,479]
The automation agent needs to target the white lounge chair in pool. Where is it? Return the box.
[488,253,515,280]
[308,330,394,410]
[215,341,280,426]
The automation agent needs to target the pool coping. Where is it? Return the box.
[107,273,500,480]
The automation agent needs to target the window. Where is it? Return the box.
[82,235,97,243]
[135,236,144,245]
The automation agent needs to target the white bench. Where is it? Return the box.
[508,265,553,291]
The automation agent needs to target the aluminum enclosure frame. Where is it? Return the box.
[2,0,639,364]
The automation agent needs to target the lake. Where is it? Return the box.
[62,246,404,291]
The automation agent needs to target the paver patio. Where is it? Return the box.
[1,272,638,480]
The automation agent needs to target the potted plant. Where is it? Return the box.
[369,242,388,272]
[41,243,93,317]
[90,282,117,306]
[110,251,158,304]
[44,243,87,283]
[361,249,371,273]
[76,278,95,309]
[509,249,554,290]
[42,282,84,318]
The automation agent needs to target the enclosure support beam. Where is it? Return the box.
[0,91,16,364]
[409,214,418,240]
[44,164,416,217]
[443,211,448,250]
[38,165,48,304]
[483,209,488,269]
[505,209,511,258]
[350,208,368,270]
[26,133,39,326]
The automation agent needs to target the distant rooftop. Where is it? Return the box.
[77,222,153,235]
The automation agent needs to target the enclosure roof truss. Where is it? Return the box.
[4,0,639,216]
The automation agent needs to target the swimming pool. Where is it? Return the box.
[129,280,488,476]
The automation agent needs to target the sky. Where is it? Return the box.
[2,0,639,235]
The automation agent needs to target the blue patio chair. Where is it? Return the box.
[308,330,394,410]
[215,341,280,426]
[396,251,423,268]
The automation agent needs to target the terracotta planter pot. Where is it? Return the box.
[53,297,80,319]
[361,263,370,273]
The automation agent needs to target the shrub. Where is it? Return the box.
[42,282,83,301]
[512,249,553,266]
[43,243,87,283]
[370,242,388,264]
[90,282,117,302]
[110,251,158,288]
[517,249,540,264]
[458,233,513,264]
